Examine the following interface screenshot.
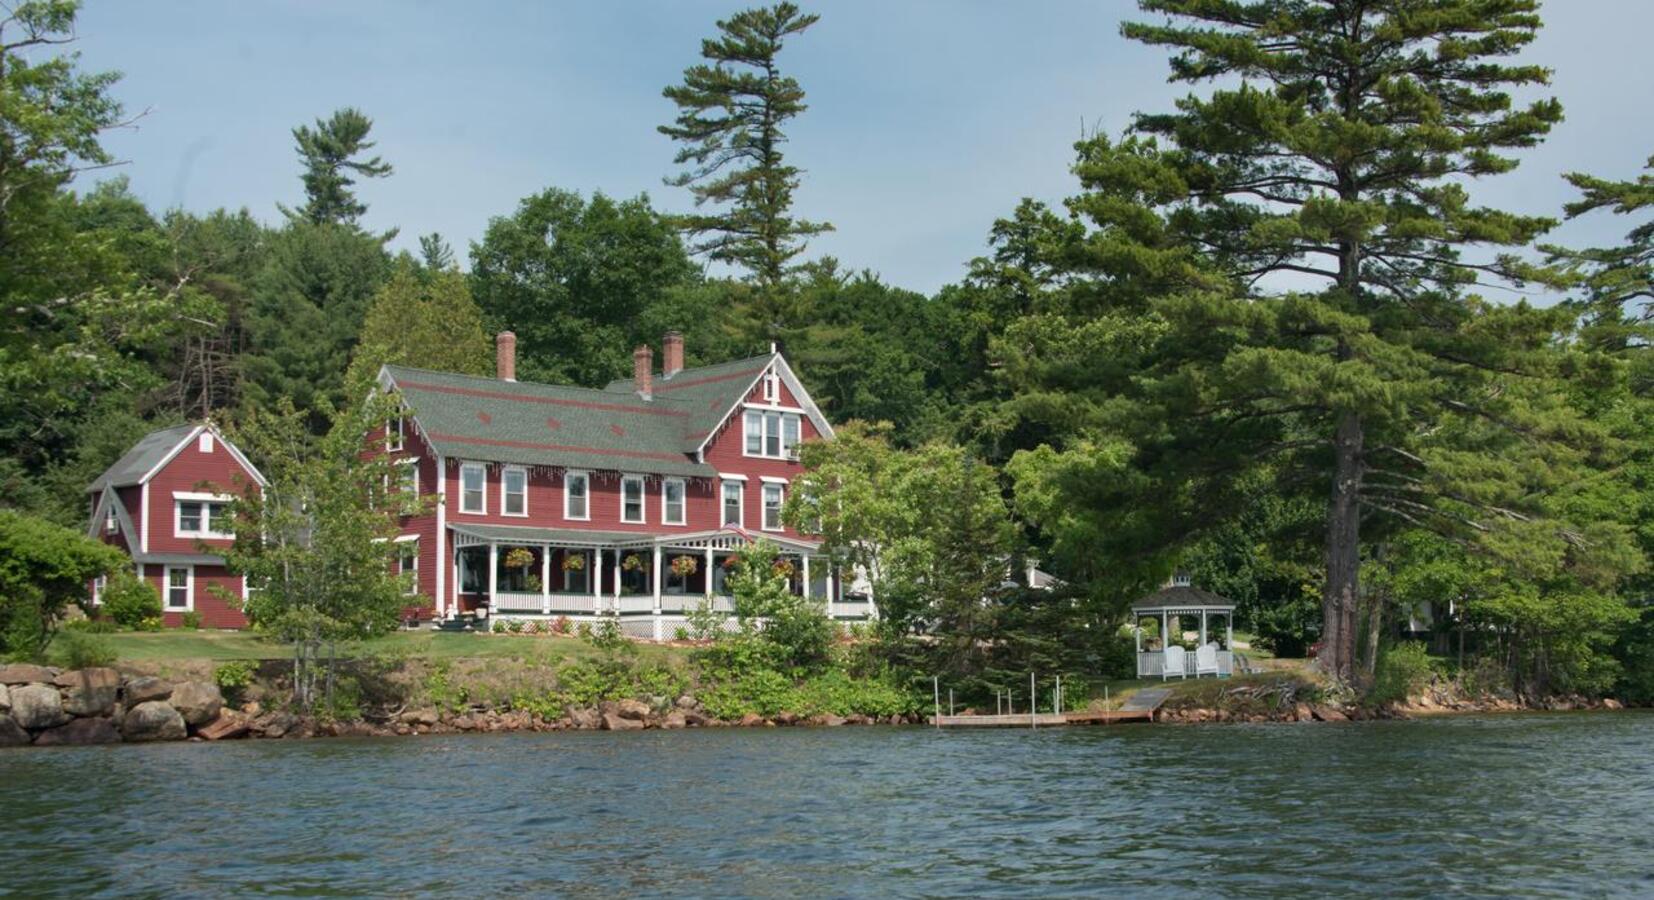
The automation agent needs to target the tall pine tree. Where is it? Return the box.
[660,2,831,340]
[1003,1,1622,682]
[283,107,393,228]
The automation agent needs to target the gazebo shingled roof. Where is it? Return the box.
[1130,585,1236,612]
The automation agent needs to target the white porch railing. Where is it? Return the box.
[491,591,543,612]
[490,592,602,615]
[833,599,873,619]
[616,595,654,614]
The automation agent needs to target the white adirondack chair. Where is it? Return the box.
[1195,643,1220,678]
[1162,645,1188,680]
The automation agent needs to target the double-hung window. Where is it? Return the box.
[743,410,801,459]
[165,566,192,611]
[722,480,744,527]
[398,540,419,595]
[761,482,784,531]
[460,462,486,514]
[564,471,590,520]
[176,497,231,539]
[386,416,405,452]
[502,466,527,516]
[621,475,645,524]
[662,478,686,526]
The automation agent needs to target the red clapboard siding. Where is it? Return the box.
[144,432,260,555]
[147,563,247,629]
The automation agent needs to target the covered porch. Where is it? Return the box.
[448,524,870,633]
[1130,583,1237,679]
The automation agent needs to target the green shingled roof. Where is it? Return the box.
[383,361,768,478]
[87,424,195,492]
[603,353,772,447]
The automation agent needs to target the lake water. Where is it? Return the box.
[2,713,1651,897]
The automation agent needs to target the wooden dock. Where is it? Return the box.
[931,688,1171,728]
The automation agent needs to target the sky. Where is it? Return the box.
[73,0,1654,297]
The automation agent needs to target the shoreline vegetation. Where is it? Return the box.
[3,631,1642,750]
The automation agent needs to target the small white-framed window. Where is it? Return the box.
[721,480,744,528]
[165,565,193,611]
[386,416,405,452]
[744,410,762,455]
[460,462,486,514]
[92,575,107,606]
[762,371,780,403]
[104,505,118,534]
[501,466,528,517]
[564,470,590,521]
[621,475,645,524]
[175,497,232,539]
[199,431,214,453]
[397,459,419,495]
[397,538,419,596]
[662,478,686,526]
[762,482,784,531]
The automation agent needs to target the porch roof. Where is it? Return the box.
[449,523,821,553]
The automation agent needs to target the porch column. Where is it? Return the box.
[1162,611,1169,649]
[612,551,621,615]
[704,546,714,600]
[802,555,811,600]
[1226,615,1234,649]
[540,544,551,615]
[590,548,601,613]
[827,567,836,618]
[1200,609,1208,646]
[651,545,663,639]
[450,550,460,620]
[487,542,498,615]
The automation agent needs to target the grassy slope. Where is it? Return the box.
[101,630,689,664]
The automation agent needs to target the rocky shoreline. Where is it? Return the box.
[0,664,924,748]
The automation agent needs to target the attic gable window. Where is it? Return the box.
[762,371,780,403]
[460,462,486,514]
[199,431,214,453]
[104,505,118,534]
[387,416,405,452]
[743,410,800,460]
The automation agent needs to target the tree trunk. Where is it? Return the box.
[1323,410,1364,683]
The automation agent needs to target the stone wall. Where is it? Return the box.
[0,664,236,747]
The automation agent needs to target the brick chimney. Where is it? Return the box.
[662,330,684,378]
[496,331,517,382]
[633,344,653,399]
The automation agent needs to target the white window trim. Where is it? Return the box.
[721,479,745,529]
[199,431,214,453]
[459,462,487,515]
[741,410,801,460]
[104,505,118,534]
[396,536,419,596]
[500,465,528,518]
[164,565,194,612]
[742,401,806,414]
[386,416,405,452]
[761,482,785,532]
[761,370,781,403]
[174,495,233,540]
[620,474,646,524]
[563,470,591,521]
[92,575,107,606]
[661,477,687,526]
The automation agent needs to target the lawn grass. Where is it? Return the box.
[100,629,690,665]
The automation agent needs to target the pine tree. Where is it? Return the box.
[1002,1,1621,682]
[284,107,392,227]
[659,2,832,336]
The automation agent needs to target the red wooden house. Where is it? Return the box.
[376,330,872,637]
[87,422,266,628]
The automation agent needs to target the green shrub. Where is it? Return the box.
[136,616,164,632]
[555,658,686,707]
[62,617,116,634]
[103,572,162,629]
[507,619,524,634]
[214,660,257,701]
[491,620,508,634]
[180,611,203,630]
[1461,655,1512,699]
[50,630,117,669]
[1369,641,1438,706]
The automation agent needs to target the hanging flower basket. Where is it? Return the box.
[670,555,698,578]
[622,553,644,572]
[561,553,586,572]
[503,547,536,571]
[771,559,795,580]
[721,555,739,570]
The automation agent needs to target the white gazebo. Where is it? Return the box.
[1131,581,1237,678]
